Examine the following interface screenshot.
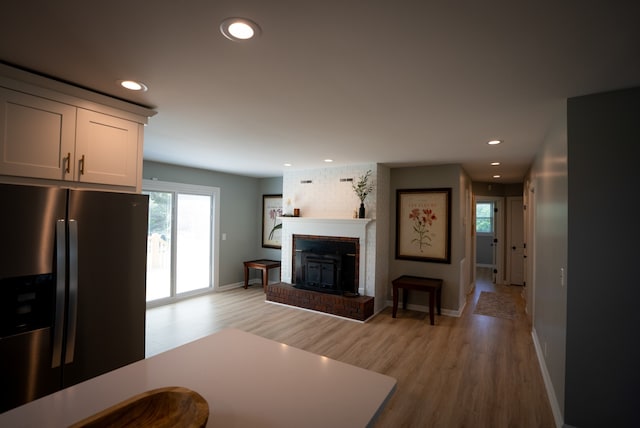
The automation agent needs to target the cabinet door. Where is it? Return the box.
[0,88,76,180]
[75,109,140,187]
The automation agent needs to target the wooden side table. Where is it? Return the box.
[244,259,281,292]
[392,275,443,325]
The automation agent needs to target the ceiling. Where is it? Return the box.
[1,1,639,182]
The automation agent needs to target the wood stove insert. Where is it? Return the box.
[292,235,359,296]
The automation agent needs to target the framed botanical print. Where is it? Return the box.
[395,188,451,263]
[262,194,283,248]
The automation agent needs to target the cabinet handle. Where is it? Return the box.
[79,154,85,175]
[64,152,71,174]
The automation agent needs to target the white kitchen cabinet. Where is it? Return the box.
[0,87,76,181]
[75,109,140,187]
[0,86,146,189]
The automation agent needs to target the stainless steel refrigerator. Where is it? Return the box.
[0,183,148,413]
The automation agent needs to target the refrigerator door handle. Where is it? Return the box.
[52,219,67,368]
[65,219,79,364]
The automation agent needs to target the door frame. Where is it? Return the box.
[474,196,504,284]
[524,179,536,324]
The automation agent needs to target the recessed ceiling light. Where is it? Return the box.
[324,159,334,163]
[491,162,500,166]
[493,174,502,178]
[487,140,502,145]
[118,80,148,92]
[283,163,292,167]
[220,17,261,41]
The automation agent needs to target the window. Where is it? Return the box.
[143,180,220,303]
[476,202,494,234]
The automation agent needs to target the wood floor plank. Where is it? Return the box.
[146,269,555,427]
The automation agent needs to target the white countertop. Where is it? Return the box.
[0,328,396,427]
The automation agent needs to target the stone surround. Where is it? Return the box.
[266,283,374,321]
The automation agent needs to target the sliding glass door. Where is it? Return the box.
[146,190,172,300]
[143,180,219,303]
[175,193,211,294]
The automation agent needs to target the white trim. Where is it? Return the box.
[506,196,525,285]
[475,263,494,268]
[0,63,156,121]
[145,287,215,309]
[475,196,505,284]
[216,279,279,292]
[143,179,219,196]
[384,300,464,318]
[279,217,373,296]
[531,328,564,428]
[216,281,246,291]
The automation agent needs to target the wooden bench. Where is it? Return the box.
[392,275,443,325]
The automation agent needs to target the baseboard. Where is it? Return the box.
[217,279,260,292]
[531,328,564,428]
[384,300,463,317]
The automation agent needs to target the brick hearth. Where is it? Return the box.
[266,283,374,321]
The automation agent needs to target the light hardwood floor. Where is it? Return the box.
[146,269,555,427]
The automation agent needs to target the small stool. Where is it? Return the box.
[244,259,281,292]
[392,275,443,325]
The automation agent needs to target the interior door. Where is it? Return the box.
[475,201,495,267]
[507,196,524,285]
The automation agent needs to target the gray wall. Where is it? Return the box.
[258,176,284,283]
[143,160,271,287]
[144,159,472,311]
[528,103,568,421]
[565,88,640,426]
[389,164,469,311]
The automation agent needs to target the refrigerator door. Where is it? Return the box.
[0,183,67,412]
[63,189,148,388]
[0,184,67,277]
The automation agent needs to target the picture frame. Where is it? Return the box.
[395,188,451,263]
[262,194,283,248]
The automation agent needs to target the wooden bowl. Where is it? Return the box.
[69,386,209,428]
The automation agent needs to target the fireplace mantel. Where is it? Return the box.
[279,217,372,229]
[279,217,374,296]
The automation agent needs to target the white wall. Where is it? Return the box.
[282,163,391,312]
[283,164,378,219]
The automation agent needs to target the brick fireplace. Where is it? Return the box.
[268,217,375,320]
[279,217,373,296]
[266,283,374,321]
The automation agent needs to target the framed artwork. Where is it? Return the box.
[395,188,451,263]
[262,194,283,248]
